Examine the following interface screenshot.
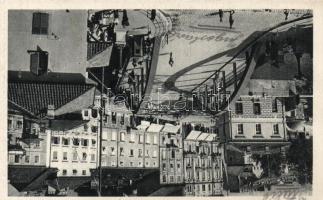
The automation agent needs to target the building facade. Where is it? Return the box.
[183,131,224,196]
[48,112,99,177]
[159,123,184,185]
[8,10,88,75]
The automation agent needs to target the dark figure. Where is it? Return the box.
[219,9,223,22]
[229,10,235,29]
[284,9,289,20]
[169,52,174,67]
[114,10,119,19]
[122,9,129,26]
[151,9,156,21]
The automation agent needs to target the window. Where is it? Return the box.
[256,124,262,135]
[170,163,174,170]
[146,135,150,144]
[52,137,60,145]
[138,162,143,167]
[162,150,166,160]
[111,130,117,141]
[235,102,243,114]
[72,170,77,175]
[25,155,30,163]
[202,184,206,191]
[63,152,68,161]
[32,12,49,35]
[111,147,116,156]
[84,124,88,132]
[145,162,149,167]
[30,50,48,76]
[8,119,12,129]
[162,163,166,170]
[171,150,175,158]
[120,161,124,167]
[62,170,67,176]
[177,176,181,182]
[91,154,95,162]
[82,170,87,175]
[130,149,134,157]
[72,138,80,146]
[84,110,89,117]
[53,151,58,160]
[73,152,78,161]
[92,139,96,147]
[130,162,134,167]
[272,98,278,112]
[17,120,23,129]
[153,162,157,167]
[253,103,261,115]
[14,155,20,163]
[82,153,87,161]
[162,175,167,183]
[152,150,157,158]
[120,147,124,156]
[120,114,125,125]
[145,150,149,157]
[177,163,181,172]
[120,132,125,141]
[237,124,244,135]
[112,112,117,124]
[81,139,88,146]
[273,124,279,135]
[139,135,144,143]
[62,138,69,146]
[130,133,135,142]
[153,135,158,144]
[111,161,116,166]
[170,176,174,182]
[91,126,98,133]
[138,149,143,157]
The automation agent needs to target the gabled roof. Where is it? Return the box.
[8,71,96,118]
[147,123,164,133]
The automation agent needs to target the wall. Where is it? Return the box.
[8,10,88,74]
[48,118,98,177]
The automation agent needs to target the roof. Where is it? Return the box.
[147,123,164,133]
[87,45,113,68]
[57,176,92,190]
[8,71,95,118]
[185,130,202,140]
[49,120,87,131]
[162,123,180,134]
[196,133,210,141]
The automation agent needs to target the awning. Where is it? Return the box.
[87,45,113,68]
[286,120,312,134]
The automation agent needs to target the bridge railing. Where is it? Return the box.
[190,15,313,113]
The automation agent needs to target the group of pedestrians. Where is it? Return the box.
[217,9,235,29]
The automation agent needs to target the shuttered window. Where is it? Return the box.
[32,12,49,35]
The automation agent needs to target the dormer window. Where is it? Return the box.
[29,49,48,76]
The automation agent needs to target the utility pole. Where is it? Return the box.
[98,66,105,196]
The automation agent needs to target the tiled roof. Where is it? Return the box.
[8,71,95,118]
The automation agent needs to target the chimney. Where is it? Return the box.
[47,105,55,119]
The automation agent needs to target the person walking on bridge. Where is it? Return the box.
[219,9,223,22]
[169,52,174,67]
[229,10,235,29]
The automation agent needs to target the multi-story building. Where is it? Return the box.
[8,110,49,167]
[217,79,292,166]
[159,123,183,185]
[47,112,99,177]
[183,131,224,196]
